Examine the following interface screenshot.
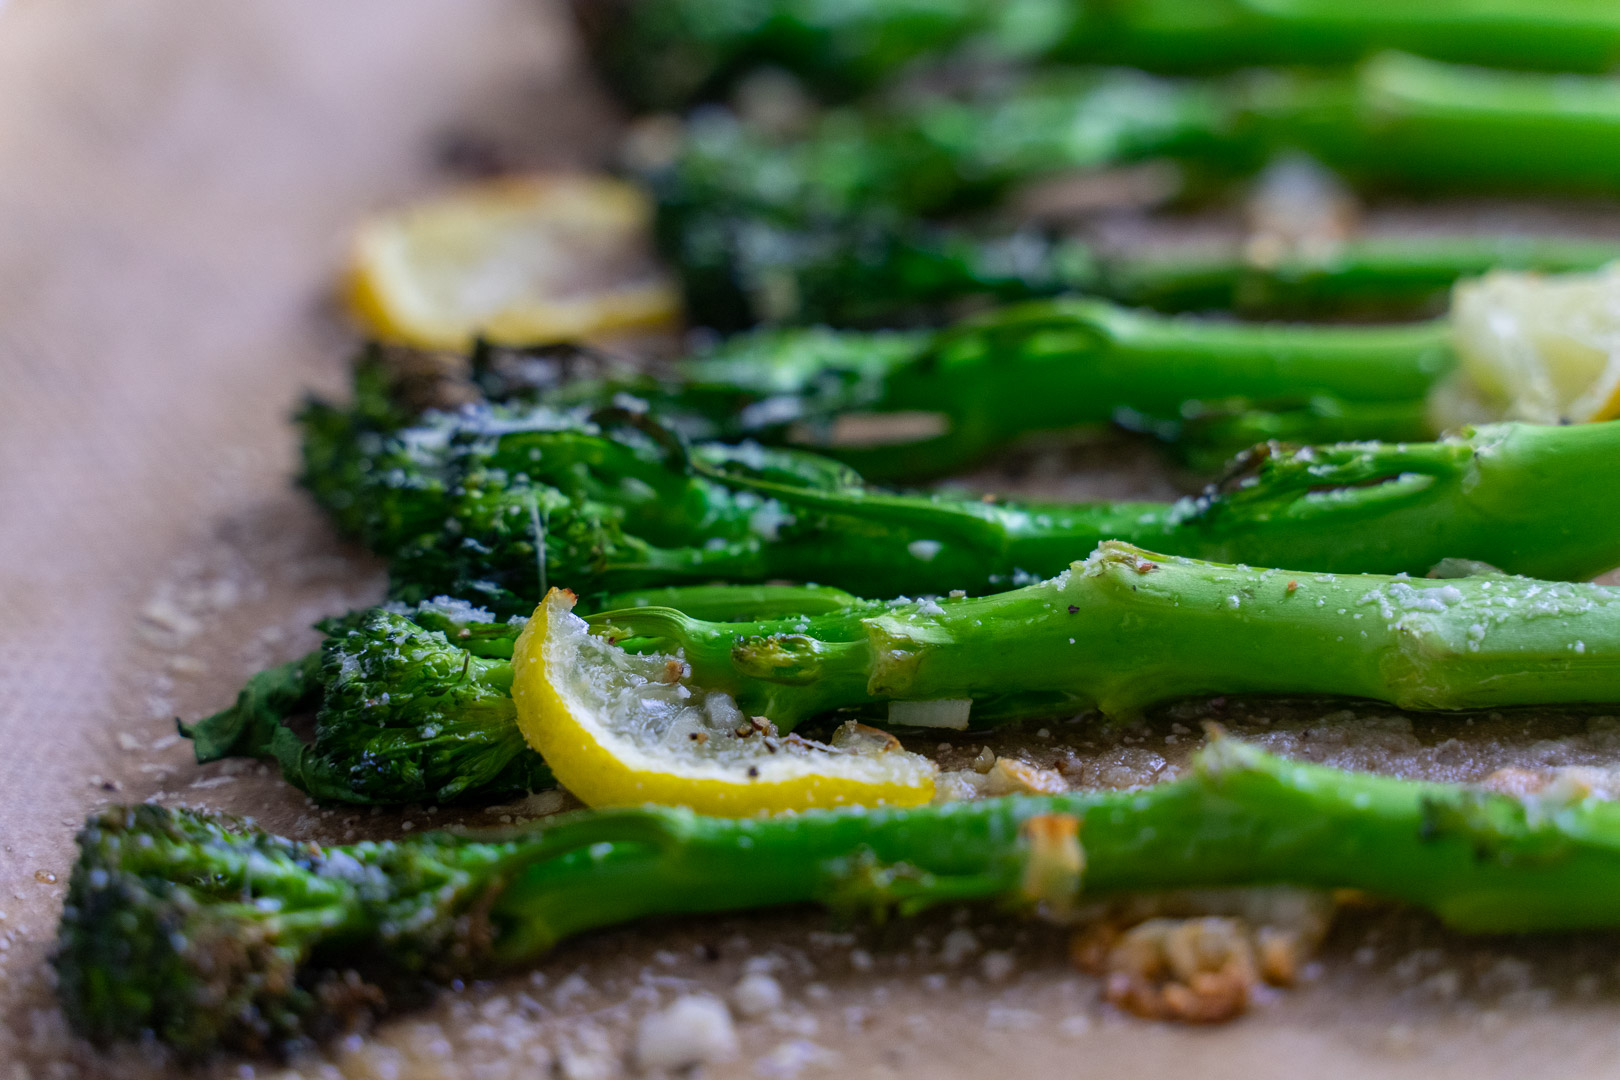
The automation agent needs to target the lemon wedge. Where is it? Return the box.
[509,589,936,815]
[347,175,681,350]
[1435,264,1620,429]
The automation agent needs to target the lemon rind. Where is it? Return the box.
[511,591,936,816]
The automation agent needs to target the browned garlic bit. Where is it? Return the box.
[830,722,904,754]
[1078,917,1257,1023]
[1481,764,1620,801]
[933,754,1067,802]
[1242,152,1358,269]
[1069,888,1338,1024]
[1020,814,1085,921]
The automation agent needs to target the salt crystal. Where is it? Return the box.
[985,1006,1039,1030]
[756,1039,838,1078]
[980,950,1016,982]
[732,972,784,1018]
[941,928,980,967]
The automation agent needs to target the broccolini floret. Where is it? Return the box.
[184,600,545,806]
[54,802,506,1058]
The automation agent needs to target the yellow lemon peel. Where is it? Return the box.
[347,174,680,350]
[510,590,936,816]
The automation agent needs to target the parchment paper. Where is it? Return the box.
[5,3,1620,1076]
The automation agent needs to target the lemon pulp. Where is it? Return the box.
[1436,265,1620,428]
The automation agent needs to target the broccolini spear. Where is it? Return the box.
[304,342,1620,614]
[660,297,1454,479]
[576,0,1620,109]
[190,522,1620,806]
[57,738,1620,1058]
[327,296,1460,502]
[654,56,1620,328]
[1089,234,1620,324]
[573,540,1620,732]
[671,190,1620,330]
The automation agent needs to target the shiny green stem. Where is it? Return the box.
[598,540,1620,728]
[731,422,1620,592]
[583,0,1620,109]
[63,740,1620,1057]
[491,737,1620,970]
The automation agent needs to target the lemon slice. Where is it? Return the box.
[509,590,936,815]
[1435,264,1620,429]
[347,175,681,350]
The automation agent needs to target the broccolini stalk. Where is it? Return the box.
[193,508,1620,806]
[743,297,1452,479]
[598,541,1620,729]
[1103,234,1620,320]
[656,55,1620,328]
[304,354,1620,606]
[674,206,1620,329]
[1250,53,1620,194]
[340,296,1459,492]
[57,738,1620,1057]
[577,0,1620,109]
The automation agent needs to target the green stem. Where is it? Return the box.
[224,418,1620,803]
[740,422,1620,591]
[584,0,1620,110]
[657,296,1456,481]
[605,539,1620,727]
[1250,52,1620,194]
[1100,233,1620,318]
[844,297,1451,476]
[493,738,1620,967]
[600,582,865,620]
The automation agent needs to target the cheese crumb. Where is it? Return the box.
[636,995,738,1070]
